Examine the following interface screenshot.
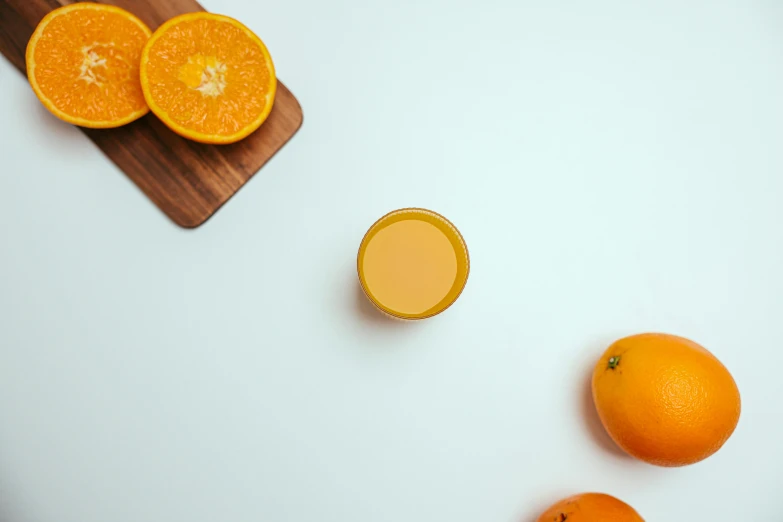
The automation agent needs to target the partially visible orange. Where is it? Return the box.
[139,13,276,144]
[536,493,644,522]
[26,3,151,128]
[592,333,741,467]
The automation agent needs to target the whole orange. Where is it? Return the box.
[592,333,741,467]
[536,493,644,522]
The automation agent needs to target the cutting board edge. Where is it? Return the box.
[175,101,304,229]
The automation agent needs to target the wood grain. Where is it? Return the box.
[0,0,303,227]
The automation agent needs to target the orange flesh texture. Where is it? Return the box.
[27,5,150,126]
[142,16,275,140]
[362,219,458,315]
[592,333,741,467]
[537,493,645,522]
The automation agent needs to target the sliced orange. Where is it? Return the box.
[26,3,152,128]
[140,13,277,145]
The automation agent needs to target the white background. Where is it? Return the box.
[1,1,782,520]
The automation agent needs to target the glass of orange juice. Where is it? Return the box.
[357,208,469,320]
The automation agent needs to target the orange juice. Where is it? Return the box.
[358,209,469,320]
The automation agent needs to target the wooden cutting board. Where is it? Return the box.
[0,0,303,228]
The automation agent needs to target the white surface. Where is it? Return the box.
[1,1,782,520]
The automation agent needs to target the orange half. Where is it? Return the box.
[26,3,152,128]
[140,13,277,145]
